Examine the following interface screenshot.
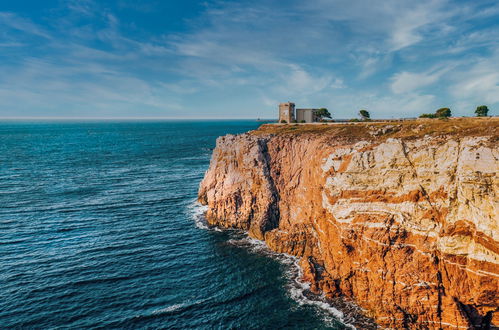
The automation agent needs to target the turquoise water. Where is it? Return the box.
[0,121,348,329]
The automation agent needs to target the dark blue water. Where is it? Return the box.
[0,121,347,329]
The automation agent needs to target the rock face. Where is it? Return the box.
[198,119,498,329]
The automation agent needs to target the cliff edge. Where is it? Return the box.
[198,118,498,329]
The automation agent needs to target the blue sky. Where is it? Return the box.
[1,0,498,118]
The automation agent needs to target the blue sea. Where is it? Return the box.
[0,121,349,329]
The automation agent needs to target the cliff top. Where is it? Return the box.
[252,117,498,142]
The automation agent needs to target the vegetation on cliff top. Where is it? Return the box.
[475,105,489,117]
[315,108,332,121]
[359,109,370,120]
[252,117,499,142]
[419,107,452,118]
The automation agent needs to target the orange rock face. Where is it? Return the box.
[198,123,498,329]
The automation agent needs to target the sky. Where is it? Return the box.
[0,0,498,119]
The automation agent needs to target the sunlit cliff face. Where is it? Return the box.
[199,119,498,329]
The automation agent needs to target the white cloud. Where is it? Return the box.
[372,93,437,117]
[389,1,446,50]
[281,65,333,95]
[391,70,443,94]
[456,73,499,104]
[66,0,97,17]
[450,51,499,107]
[325,91,437,118]
[0,12,51,39]
[331,78,345,89]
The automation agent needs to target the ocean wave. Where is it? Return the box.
[148,298,210,318]
[151,303,187,315]
[186,199,209,230]
[186,199,223,232]
[226,236,272,255]
[284,259,356,329]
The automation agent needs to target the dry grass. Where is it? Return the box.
[251,117,499,143]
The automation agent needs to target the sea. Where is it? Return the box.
[0,121,350,329]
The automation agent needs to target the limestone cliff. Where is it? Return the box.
[198,118,498,329]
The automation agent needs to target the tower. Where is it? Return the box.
[279,102,295,123]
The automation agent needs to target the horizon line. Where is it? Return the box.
[0,117,277,121]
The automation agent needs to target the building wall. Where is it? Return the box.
[279,102,295,123]
[296,109,317,123]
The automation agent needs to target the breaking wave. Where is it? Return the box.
[225,236,356,329]
[186,199,223,232]
[186,199,209,230]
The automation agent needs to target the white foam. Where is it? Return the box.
[151,303,185,315]
[186,199,209,230]
[284,257,356,329]
[150,298,209,316]
[226,235,356,329]
[227,236,269,253]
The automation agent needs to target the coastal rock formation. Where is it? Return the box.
[198,119,499,329]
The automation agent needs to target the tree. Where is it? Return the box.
[435,107,451,118]
[359,109,370,120]
[315,108,332,121]
[475,105,489,117]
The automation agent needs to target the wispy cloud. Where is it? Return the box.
[0,0,497,118]
[390,67,451,94]
[0,12,52,39]
[450,49,499,106]
[389,0,452,50]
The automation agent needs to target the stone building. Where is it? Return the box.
[278,102,295,123]
[278,102,319,123]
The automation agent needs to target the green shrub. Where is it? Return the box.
[300,120,306,123]
[420,107,451,118]
[349,118,360,122]
[280,120,287,123]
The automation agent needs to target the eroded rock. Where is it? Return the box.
[198,122,498,329]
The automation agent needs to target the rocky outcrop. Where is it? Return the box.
[198,119,499,329]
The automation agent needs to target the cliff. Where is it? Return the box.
[198,118,499,329]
